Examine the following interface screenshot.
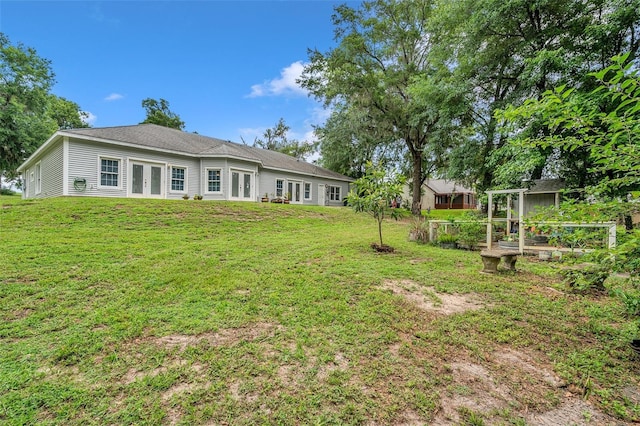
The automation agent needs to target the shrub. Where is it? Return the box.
[437,233,458,244]
[457,212,486,250]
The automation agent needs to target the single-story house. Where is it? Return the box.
[17,124,353,205]
[404,179,477,211]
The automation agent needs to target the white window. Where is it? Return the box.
[275,179,284,197]
[304,182,311,200]
[35,162,41,194]
[207,169,221,192]
[99,157,120,188]
[329,185,341,202]
[170,166,187,192]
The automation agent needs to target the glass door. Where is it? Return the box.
[130,161,164,198]
[230,169,254,201]
[288,181,302,203]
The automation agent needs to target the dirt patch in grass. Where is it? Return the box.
[431,347,628,425]
[144,322,280,351]
[317,352,349,381]
[381,279,485,314]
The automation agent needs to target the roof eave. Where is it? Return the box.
[17,132,62,172]
[261,165,354,182]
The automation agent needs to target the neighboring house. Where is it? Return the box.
[404,179,477,211]
[17,124,352,205]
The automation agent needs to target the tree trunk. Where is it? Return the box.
[378,217,384,247]
[411,153,423,216]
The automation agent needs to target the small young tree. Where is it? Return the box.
[347,163,405,251]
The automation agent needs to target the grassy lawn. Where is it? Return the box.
[1,196,638,425]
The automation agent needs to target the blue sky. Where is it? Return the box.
[1,0,353,147]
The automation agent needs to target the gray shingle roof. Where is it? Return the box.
[526,179,565,194]
[63,124,352,181]
[425,179,474,194]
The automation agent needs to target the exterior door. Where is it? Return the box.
[230,169,254,201]
[130,161,164,198]
[318,184,326,206]
[288,181,302,204]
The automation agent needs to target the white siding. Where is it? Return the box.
[67,139,200,199]
[21,135,351,203]
[24,139,64,199]
[259,169,349,206]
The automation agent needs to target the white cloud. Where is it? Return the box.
[82,111,97,126]
[104,93,124,101]
[247,61,308,98]
[238,127,263,144]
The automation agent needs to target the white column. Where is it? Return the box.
[486,192,493,249]
[518,190,525,253]
[608,223,617,249]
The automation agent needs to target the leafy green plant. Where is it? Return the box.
[347,162,405,250]
[436,232,458,244]
[457,212,486,250]
[560,263,610,293]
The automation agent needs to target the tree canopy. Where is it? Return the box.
[300,0,470,214]
[253,118,316,161]
[140,98,185,130]
[0,33,88,181]
[440,0,640,194]
[497,53,640,199]
[303,0,639,213]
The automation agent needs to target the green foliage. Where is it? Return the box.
[300,0,469,214]
[46,95,89,130]
[560,263,610,293]
[613,287,640,318]
[0,34,89,182]
[316,104,402,178]
[498,53,640,198]
[441,0,640,193]
[408,215,429,244]
[140,98,185,130]
[252,118,317,161]
[0,33,55,179]
[347,162,405,247]
[456,211,486,250]
[436,232,458,244]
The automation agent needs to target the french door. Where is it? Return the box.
[287,181,302,204]
[130,161,164,198]
[230,169,254,201]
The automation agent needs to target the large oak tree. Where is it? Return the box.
[300,0,470,214]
